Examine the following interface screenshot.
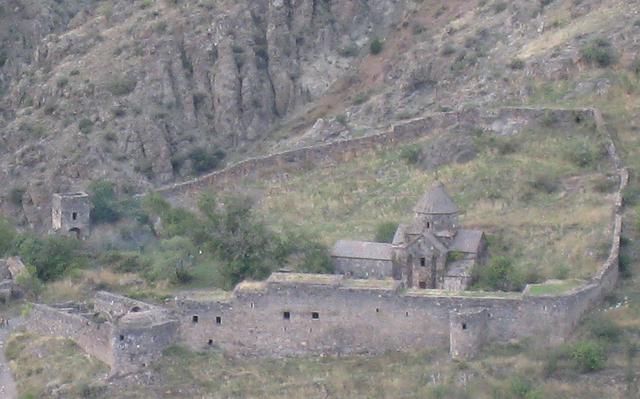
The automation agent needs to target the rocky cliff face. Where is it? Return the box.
[0,0,405,227]
[0,0,638,228]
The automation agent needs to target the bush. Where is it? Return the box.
[56,76,69,88]
[88,180,121,224]
[17,235,85,282]
[8,186,25,207]
[0,218,16,257]
[369,38,384,55]
[399,145,422,165]
[78,118,93,134]
[580,38,616,67]
[563,137,606,168]
[473,256,524,291]
[494,1,507,14]
[107,76,137,96]
[374,222,399,243]
[441,43,456,56]
[188,147,226,174]
[570,340,607,372]
[509,58,525,70]
[585,314,622,342]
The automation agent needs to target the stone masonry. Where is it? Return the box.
[26,107,625,371]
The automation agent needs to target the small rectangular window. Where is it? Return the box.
[420,257,426,267]
[419,281,427,289]
[462,323,467,330]
[216,316,222,324]
[283,311,291,320]
[312,312,319,320]
[192,315,199,323]
[208,339,213,346]
[72,212,78,220]
[119,335,125,341]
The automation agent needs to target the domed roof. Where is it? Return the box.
[413,183,459,215]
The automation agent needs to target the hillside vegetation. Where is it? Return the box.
[2,0,640,397]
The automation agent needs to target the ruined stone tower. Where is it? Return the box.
[52,192,91,239]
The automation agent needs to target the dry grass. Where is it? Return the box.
[220,123,614,283]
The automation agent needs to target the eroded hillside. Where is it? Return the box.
[1,0,639,231]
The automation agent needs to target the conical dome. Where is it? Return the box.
[413,183,459,215]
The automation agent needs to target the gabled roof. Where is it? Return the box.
[331,240,394,261]
[413,183,459,215]
[450,229,484,253]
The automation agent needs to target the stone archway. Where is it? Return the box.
[69,228,81,239]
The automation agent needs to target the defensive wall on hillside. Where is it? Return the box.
[26,107,627,372]
[165,106,627,359]
[152,106,596,208]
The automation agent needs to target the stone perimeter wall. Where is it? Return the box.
[150,106,593,209]
[24,107,626,367]
[172,106,626,358]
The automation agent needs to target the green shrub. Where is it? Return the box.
[17,235,85,282]
[441,43,456,56]
[106,76,137,96]
[509,58,525,70]
[570,340,607,372]
[78,118,93,134]
[473,256,524,291]
[369,38,384,55]
[580,38,616,67]
[188,147,226,174]
[374,222,399,243]
[0,217,16,257]
[88,180,121,224]
[585,314,622,342]
[494,1,507,14]
[562,137,606,168]
[8,186,25,207]
[399,145,422,165]
[56,76,69,88]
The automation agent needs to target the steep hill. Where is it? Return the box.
[1,0,639,231]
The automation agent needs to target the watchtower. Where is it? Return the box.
[52,192,91,239]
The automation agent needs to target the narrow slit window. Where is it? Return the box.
[462,323,467,330]
[216,316,222,325]
[311,312,319,320]
[375,308,380,313]
[426,222,431,229]
[283,311,291,320]
[192,315,199,323]
[119,335,125,341]
[208,339,213,346]
[72,212,78,220]
[420,257,426,267]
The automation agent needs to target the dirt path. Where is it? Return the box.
[0,318,20,399]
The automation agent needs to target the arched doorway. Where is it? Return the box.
[69,228,81,239]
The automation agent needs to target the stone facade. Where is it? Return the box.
[51,192,91,239]
[25,106,626,371]
[331,183,486,291]
[26,291,178,375]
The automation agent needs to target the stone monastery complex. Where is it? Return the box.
[16,107,626,376]
[332,183,486,291]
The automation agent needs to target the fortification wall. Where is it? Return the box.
[169,106,626,358]
[26,304,115,367]
[150,106,597,209]
[26,107,625,365]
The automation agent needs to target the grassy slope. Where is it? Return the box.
[227,123,614,282]
[6,0,640,398]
